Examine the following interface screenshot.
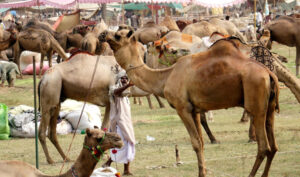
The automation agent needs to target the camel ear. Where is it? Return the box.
[86,128,91,137]
[127,30,134,38]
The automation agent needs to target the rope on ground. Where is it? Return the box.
[59,55,100,174]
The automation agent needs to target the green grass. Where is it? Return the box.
[0,44,300,177]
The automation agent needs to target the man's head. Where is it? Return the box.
[120,76,128,85]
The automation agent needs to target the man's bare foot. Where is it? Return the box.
[123,171,133,176]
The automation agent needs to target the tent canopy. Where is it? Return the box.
[108,2,182,10]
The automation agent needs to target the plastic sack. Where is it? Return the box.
[22,63,49,75]
[90,167,118,177]
[0,103,10,140]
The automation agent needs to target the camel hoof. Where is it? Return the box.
[211,140,220,144]
[248,139,257,143]
[65,157,71,162]
[47,159,55,164]
[239,120,249,123]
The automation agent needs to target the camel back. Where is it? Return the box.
[161,16,180,31]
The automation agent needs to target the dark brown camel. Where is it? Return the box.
[265,16,300,75]
[106,29,280,177]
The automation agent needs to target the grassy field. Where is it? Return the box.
[0,44,299,177]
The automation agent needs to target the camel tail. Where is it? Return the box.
[269,72,280,113]
[50,36,68,61]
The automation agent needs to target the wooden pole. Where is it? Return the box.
[33,56,39,169]
[122,0,125,24]
[151,0,154,21]
[254,0,257,33]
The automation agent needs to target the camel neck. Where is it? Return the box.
[42,149,98,177]
[126,64,174,98]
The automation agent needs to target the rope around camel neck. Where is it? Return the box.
[59,55,101,175]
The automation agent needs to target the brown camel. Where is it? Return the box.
[0,128,123,177]
[106,29,279,177]
[264,16,300,75]
[13,27,67,77]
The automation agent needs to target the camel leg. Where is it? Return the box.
[176,107,206,177]
[154,94,165,108]
[133,97,137,104]
[48,105,71,162]
[146,95,153,109]
[240,110,251,123]
[39,54,44,78]
[13,44,22,79]
[138,98,143,105]
[261,100,278,177]
[200,112,219,144]
[248,113,270,177]
[248,116,257,142]
[101,104,111,130]
[39,108,54,164]
[47,52,53,68]
[295,46,299,75]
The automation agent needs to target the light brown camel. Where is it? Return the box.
[134,21,169,44]
[106,29,279,177]
[264,16,300,75]
[182,21,228,38]
[38,53,143,164]
[0,30,17,51]
[209,18,247,43]
[80,19,108,54]
[0,128,123,177]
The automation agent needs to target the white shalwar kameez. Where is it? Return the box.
[109,71,135,164]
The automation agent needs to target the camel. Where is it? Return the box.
[264,16,300,75]
[0,30,17,51]
[129,86,165,109]
[176,20,192,31]
[38,53,147,164]
[209,18,247,43]
[134,21,169,44]
[80,19,108,55]
[182,21,228,38]
[160,16,180,32]
[106,29,279,177]
[23,20,89,63]
[14,27,67,77]
[0,128,123,177]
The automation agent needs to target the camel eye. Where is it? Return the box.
[97,138,103,143]
[115,34,121,41]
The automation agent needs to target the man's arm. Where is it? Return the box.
[114,82,134,97]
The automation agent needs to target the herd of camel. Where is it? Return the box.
[0,13,300,177]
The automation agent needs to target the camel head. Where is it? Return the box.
[84,128,123,152]
[259,29,272,49]
[72,25,90,36]
[106,29,146,69]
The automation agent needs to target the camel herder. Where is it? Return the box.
[103,69,136,175]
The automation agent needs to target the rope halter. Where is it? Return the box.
[83,133,106,162]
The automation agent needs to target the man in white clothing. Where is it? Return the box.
[103,70,135,175]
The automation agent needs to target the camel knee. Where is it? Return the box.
[38,131,47,143]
